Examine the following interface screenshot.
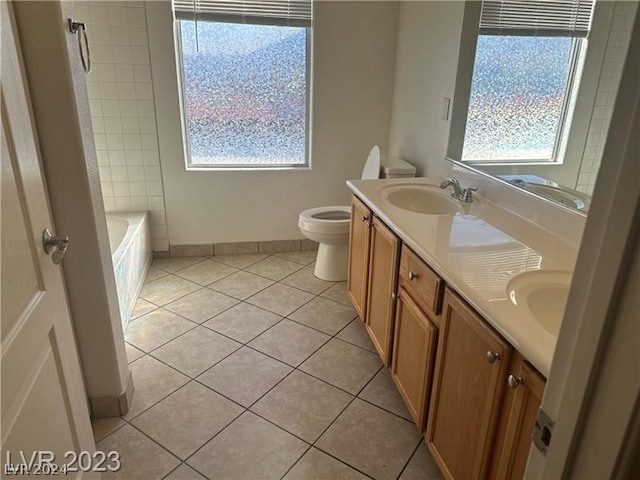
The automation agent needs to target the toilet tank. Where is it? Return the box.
[380,156,417,178]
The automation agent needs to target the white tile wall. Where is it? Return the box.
[78,1,169,251]
[576,1,638,194]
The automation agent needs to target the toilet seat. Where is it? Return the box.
[298,206,351,235]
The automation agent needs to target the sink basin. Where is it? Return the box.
[507,270,572,334]
[382,185,461,215]
[524,184,591,212]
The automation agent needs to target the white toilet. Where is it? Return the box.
[298,146,416,281]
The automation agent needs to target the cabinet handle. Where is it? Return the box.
[486,351,501,364]
[391,292,397,300]
[507,375,524,389]
[408,271,418,280]
[361,215,369,222]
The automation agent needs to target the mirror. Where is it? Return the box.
[446,0,638,214]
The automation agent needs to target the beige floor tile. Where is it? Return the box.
[91,416,125,443]
[359,369,413,421]
[246,283,314,316]
[124,356,189,420]
[96,424,180,480]
[211,252,269,269]
[281,267,335,295]
[164,288,238,323]
[204,303,282,343]
[251,370,352,442]
[399,441,443,480]
[299,339,382,394]
[336,318,377,353]
[140,275,200,306]
[152,256,207,273]
[125,309,196,352]
[275,250,318,265]
[249,320,330,367]
[144,267,169,284]
[174,259,238,286]
[283,448,369,480]
[132,381,243,460]
[125,342,145,363]
[152,326,241,377]
[188,412,307,480]
[164,464,207,480]
[289,297,358,335]
[131,298,157,319]
[316,399,421,480]
[197,346,292,407]
[320,281,352,306]
[245,256,304,281]
[208,270,274,300]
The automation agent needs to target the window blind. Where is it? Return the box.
[479,0,595,37]
[172,0,312,28]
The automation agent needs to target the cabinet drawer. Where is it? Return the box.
[399,246,443,318]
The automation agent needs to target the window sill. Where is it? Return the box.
[185,165,312,172]
[464,160,564,168]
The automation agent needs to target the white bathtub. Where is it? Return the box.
[106,212,152,330]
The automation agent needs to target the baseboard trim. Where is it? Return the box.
[90,368,135,418]
[154,239,318,257]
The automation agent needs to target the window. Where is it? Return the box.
[462,0,595,164]
[172,0,312,169]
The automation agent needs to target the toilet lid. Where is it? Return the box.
[361,145,381,180]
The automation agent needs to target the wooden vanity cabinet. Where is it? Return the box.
[347,195,372,319]
[390,245,443,430]
[365,216,400,365]
[347,195,401,365]
[489,354,546,480]
[426,287,512,480]
[391,287,438,431]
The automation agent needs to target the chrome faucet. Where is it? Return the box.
[440,177,477,202]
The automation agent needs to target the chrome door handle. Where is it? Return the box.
[43,228,70,265]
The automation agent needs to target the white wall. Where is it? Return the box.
[146,1,398,245]
[77,1,169,252]
[388,1,465,177]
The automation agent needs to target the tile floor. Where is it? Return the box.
[93,252,442,480]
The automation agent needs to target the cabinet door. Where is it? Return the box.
[489,354,545,480]
[391,288,438,430]
[426,288,512,480]
[347,195,372,320]
[365,217,400,365]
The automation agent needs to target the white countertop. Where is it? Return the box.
[348,177,581,378]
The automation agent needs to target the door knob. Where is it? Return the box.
[43,228,70,265]
[408,271,418,280]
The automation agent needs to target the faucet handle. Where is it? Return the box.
[461,186,477,203]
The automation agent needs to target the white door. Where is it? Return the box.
[1,1,96,477]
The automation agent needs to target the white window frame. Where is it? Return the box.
[462,34,587,165]
[171,3,313,171]
[447,0,615,173]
